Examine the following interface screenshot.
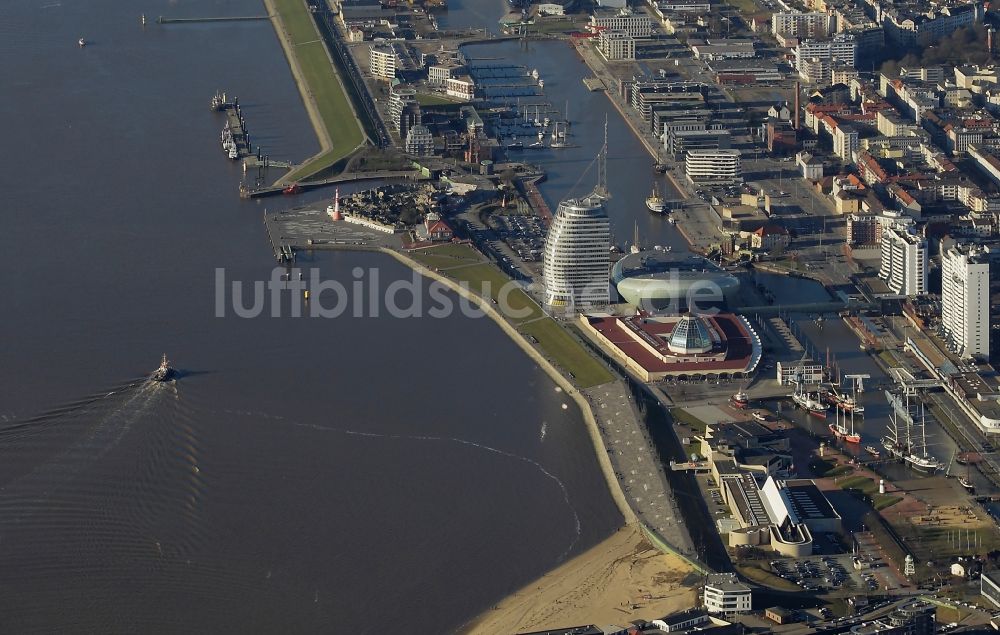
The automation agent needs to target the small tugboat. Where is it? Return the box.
[731,390,750,409]
[210,90,227,111]
[653,163,668,174]
[283,183,302,195]
[151,354,176,382]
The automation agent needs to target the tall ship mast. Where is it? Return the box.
[883,388,941,473]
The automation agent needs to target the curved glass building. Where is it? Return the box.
[542,195,611,309]
[611,250,739,311]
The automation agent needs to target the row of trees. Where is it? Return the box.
[880,25,996,77]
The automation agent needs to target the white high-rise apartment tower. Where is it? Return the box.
[941,244,991,359]
[542,195,611,309]
[879,225,927,296]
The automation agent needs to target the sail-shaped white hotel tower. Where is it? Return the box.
[542,194,611,309]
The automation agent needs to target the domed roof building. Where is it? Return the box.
[667,315,714,354]
[578,310,762,381]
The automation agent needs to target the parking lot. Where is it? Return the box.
[768,553,873,592]
[490,212,546,264]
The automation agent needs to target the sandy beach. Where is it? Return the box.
[463,524,698,634]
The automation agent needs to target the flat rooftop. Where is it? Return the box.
[584,313,757,374]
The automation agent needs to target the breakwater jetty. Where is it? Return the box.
[241,170,424,199]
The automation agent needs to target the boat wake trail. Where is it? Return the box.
[297,421,581,563]
[0,376,204,550]
[226,410,583,564]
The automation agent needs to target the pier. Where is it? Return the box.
[264,205,402,262]
[212,95,255,160]
[241,170,425,199]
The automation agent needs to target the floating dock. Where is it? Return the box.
[215,98,253,160]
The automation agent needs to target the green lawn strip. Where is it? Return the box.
[271,0,365,180]
[839,475,877,493]
[415,93,464,106]
[518,318,615,388]
[406,253,480,270]
[418,243,483,260]
[726,0,760,14]
[670,407,709,433]
[873,495,902,511]
[443,264,543,323]
[735,564,801,592]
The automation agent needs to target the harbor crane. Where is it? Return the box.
[845,373,870,394]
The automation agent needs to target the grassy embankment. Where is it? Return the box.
[407,244,614,388]
[271,0,365,182]
[735,563,802,592]
[838,475,901,511]
[669,408,710,434]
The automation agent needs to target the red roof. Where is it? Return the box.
[585,314,754,374]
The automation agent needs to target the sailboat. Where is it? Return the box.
[646,182,667,213]
[828,400,861,443]
[550,122,568,148]
[883,389,941,474]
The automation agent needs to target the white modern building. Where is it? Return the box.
[591,13,654,37]
[542,195,611,309]
[404,124,434,156]
[795,33,858,83]
[941,244,991,359]
[685,149,742,184]
[369,44,398,80]
[445,75,476,100]
[703,573,752,614]
[879,225,927,296]
[771,12,833,37]
[832,124,859,161]
[598,29,636,60]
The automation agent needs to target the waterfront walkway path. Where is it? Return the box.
[584,382,697,561]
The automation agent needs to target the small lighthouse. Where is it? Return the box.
[328,188,343,221]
